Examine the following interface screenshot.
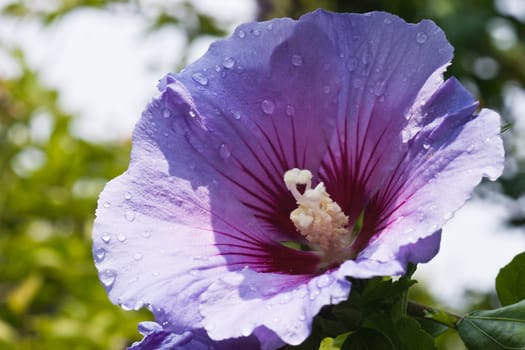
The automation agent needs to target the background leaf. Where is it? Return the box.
[496,251,525,306]
[457,299,525,350]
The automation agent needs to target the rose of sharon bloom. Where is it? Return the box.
[93,9,504,350]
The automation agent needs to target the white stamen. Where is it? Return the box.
[284,168,351,253]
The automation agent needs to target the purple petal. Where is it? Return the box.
[308,11,454,222]
[199,269,349,346]
[359,79,504,263]
[128,323,262,350]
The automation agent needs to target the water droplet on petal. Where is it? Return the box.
[191,72,208,86]
[133,253,143,261]
[215,65,221,72]
[347,57,359,72]
[353,78,363,89]
[323,86,330,94]
[293,287,308,299]
[267,23,273,31]
[299,313,306,321]
[103,202,111,208]
[316,274,334,288]
[238,29,246,38]
[161,108,171,119]
[279,293,292,304]
[384,17,392,24]
[188,110,197,118]
[416,32,428,44]
[117,233,126,242]
[124,192,132,200]
[222,57,235,69]
[309,288,320,300]
[253,29,260,36]
[231,110,241,120]
[286,105,295,116]
[291,54,303,67]
[142,231,151,238]
[125,210,135,222]
[94,248,106,262]
[444,212,453,220]
[100,269,116,288]
[423,142,431,150]
[373,80,386,96]
[219,144,231,160]
[101,233,111,243]
[261,99,275,115]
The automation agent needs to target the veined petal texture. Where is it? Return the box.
[93,9,504,349]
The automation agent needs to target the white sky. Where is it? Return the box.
[1,1,524,310]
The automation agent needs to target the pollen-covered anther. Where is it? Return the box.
[284,168,351,252]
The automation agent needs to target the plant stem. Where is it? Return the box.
[406,301,462,329]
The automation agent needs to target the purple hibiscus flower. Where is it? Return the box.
[93,9,504,349]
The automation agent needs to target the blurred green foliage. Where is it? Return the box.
[0,0,523,349]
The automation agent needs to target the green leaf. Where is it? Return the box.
[457,299,525,350]
[319,332,352,350]
[496,251,525,306]
[342,328,395,350]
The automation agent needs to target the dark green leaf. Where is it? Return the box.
[342,328,394,350]
[457,299,525,350]
[496,251,525,306]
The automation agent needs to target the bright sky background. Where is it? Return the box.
[1,0,524,310]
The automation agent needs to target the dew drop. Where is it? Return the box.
[466,144,475,153]
[353,78,363,89]
[291,54,303,67]
[423,142,431,150]
[293,287,308,299]
[267,23,273,31]
[416,32,428,44]
[299,313,306,321]
[100,269,116,288]
[219,143,231,160]
[103,201,111,208]
[117,233,127,242]
[101,233,111,243]
[286,105,295,116]
[133,253,143,261]
[222,57,235,69]
[142,231,151,239]
[373,80,386,96]
[261,99,275,115]
[94,248,106,262]
[232,111,241,120]
[124,192,132,200]
[279,293,292,304]
[362,52,371,65]
[347,57,359,72]
[323,86,330,94]
[191,72,208,86]
[309,288,320,300]
[161,108,172,119]
[384,17,392,24]
[316,274,334,288]
[238,29,246,38]
[188,110,197,118]
[253,29,260,36]
[215,65,221,72]
[125,210,135,222]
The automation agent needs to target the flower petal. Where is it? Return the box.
[199,269,350,346]
[306,11,454,222]
[360,78,504,263]
[128,323,262,350]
